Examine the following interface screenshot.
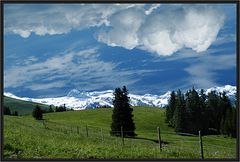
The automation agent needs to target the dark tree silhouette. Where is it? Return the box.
[13,111,18,116]
[165,91,176,127]
[48,105,54,113]
[4,106,11,115]
[32,105,43,120]
[173,90,186,133]
[111,86,136,137]
[165,88,235,137]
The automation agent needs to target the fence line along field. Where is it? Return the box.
[4,106,236,159]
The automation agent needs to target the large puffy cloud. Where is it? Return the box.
[97,8,146,49]
[5,4,225,56]
[4,4,143,38]
[97,5,225,56]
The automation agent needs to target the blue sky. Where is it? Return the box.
[3,4,236,98]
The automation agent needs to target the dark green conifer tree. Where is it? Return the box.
[206,91,220,134]
[13,111,18,116]
[110,86,136,137]
[199,89,208,134]
[4,106,11,115]
[185,87,201,134]
[222,107,233,136]
[48,105,54,113]
[32,105,43,120]
[231,108,236,138]
[220,92,232,134]
[165,91,176,127]
[173,90,186,133]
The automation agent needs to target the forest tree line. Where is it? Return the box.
[165,88,236,137]
[3,106,18,116]
[32,104,74,120]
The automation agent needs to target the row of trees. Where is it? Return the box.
[3,106,18,116]
[32,104,73,120]
[165,88,236,137]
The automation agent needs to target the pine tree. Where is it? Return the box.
[231,108,236,138]
[13,111,18,116]
[122,86,136,136]
[173,90,186,133]
[63,104,67,111]
[110,86,136,137]
[219,92,232,134]
[222,107,233,136]
[185,87,201,134]
[230,93,237,138]
[199,89,208,134]
[206,91,220,134]
[55,105,66,112]
[165,91,176,127]
[4,106,11,115]
[55,106,58,112]
[32,105,43,120]
[48,105,54,113]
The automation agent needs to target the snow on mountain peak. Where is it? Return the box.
[4,85,236,110]
[67,89,80,96]
[205,85,236,97]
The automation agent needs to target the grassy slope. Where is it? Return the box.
[4,107,237,159]
[4,96,50,115]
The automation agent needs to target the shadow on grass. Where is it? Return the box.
[125,136,169,144]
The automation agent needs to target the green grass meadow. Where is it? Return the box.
[3,106,237,159]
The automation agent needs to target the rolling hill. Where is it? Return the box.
[4,96,50,115]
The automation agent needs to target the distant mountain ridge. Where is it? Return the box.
[4,85,236,110]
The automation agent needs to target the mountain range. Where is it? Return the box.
[4,85,236,110]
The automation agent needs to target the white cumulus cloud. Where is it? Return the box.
[4,4,225,56]
[97,8,146,49]
[4,4,140,37]
[97,5,225,56]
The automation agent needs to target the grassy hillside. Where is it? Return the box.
[3,107,236,159]
[4,96,50,115]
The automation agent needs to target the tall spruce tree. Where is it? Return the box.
[206,91,220,134]
[185,87,201,134]
[32,105,43,120]
[13,111,18,116]
[220,92,232,134]
[173,90,186,133]
[165,91,176,127]
[4,106,11,115]
[199,89,208,134]
[222,107,233,136]
[231,93,237,138]
[111,86,136,137]
[231,108,236,138]
[48,105,54,113]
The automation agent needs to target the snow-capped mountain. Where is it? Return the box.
[4,85,236,110]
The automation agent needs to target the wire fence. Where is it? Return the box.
[4,118,236,159]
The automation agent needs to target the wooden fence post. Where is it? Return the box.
[157,127,162,152]
[198,130,204,159]
[86,125,89,137]
[121,126,124,145]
